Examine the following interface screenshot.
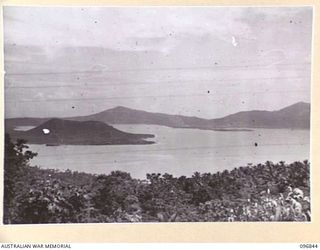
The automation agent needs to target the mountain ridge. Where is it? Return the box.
[6,102,310,131]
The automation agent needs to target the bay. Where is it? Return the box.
[26,124,310,179]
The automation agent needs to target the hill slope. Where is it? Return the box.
[70,106,209,128]
[10,118,155,145]
[209,102,310,129]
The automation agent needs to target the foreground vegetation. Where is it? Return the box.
[4,134,310,224]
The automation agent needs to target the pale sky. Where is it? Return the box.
[4,6,313,118]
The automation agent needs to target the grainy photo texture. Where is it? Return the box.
[3,6,312,224]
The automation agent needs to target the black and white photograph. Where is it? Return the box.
[3,6,312,224]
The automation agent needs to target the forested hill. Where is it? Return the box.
[4,133,310,223]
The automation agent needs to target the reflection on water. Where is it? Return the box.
[14,126,36,131]
[27,124,310,179]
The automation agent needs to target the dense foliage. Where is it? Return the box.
[4,134,311,223]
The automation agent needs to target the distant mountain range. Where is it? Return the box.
[6,102,310,132]
[10,118,155,145]
[207,101,310,129]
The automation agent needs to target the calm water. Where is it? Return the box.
[25,125,310,179]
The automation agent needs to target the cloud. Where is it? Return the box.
[4,7,312,118]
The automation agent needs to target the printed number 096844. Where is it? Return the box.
[300,244,318,248]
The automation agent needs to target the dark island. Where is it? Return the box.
[10,118,155,145]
